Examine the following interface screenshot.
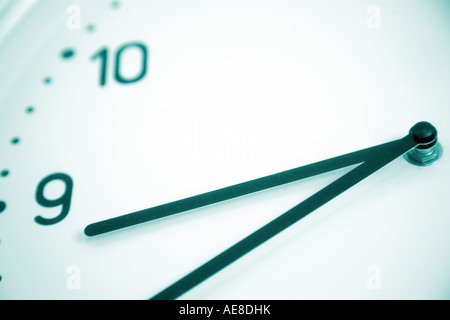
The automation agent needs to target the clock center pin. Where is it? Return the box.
[405,121,442,166]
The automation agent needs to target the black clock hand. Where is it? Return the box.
[83,140,392,237]
[85,149,367,237]
[85,154,363,237]
[150,122,438,300]
[85,122,437,237]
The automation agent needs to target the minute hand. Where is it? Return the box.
[150,122,438,300]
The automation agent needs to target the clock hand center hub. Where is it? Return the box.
[405,122,442,166]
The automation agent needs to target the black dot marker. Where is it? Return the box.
[26,106,34,113]
[111,1,121,9]
[0,201,6,214]
[11,137,20,145]
[1,170,9,177]
[61,49,75,59]
[43,77,52,85]
[86,24,96,33]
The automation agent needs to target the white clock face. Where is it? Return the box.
[1,0,449,300]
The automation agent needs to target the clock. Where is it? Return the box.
[1,0,449,300]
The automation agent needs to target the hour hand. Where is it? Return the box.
[84,122,438,237]
[84,146,367,237]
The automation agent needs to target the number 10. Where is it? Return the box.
[91,42,148,87]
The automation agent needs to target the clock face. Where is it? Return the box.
[1,0,449,300]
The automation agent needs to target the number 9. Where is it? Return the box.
[35,173,73,226]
